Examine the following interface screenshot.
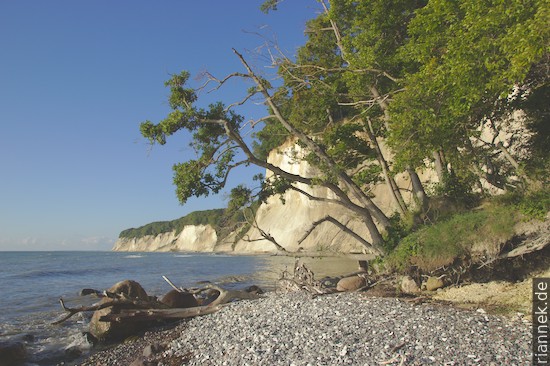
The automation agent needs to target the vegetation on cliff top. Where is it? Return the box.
[119,209,225,239]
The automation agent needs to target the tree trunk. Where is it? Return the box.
[370,84,429,213]
[433,150,447,183]
[496,142,533,186]
[407,167,429,212]
[364,120,407,215]
[298,214,385,255]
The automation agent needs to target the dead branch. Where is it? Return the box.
[242,209,288,252]
[225,92,256,112]
[278,260,335,295]
[52,297,163,325]
[297,215,381,255]
[196,71,250,94]
[287,185,347,206]
[162,275,183,292]
[203,284,260,307]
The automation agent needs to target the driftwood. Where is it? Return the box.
[52,297,164,325]
[478,225,550,269]
[199,284,260,306]
[99,305,223,322]
[278,260,337,295]
[54,277,262,329]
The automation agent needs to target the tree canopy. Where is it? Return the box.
[138,0,548,254]
[388,0,549,186]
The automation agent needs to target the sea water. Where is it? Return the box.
[0,251,361,365]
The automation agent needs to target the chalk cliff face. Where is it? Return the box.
[232,139,435,254]
[113,139,436,254]
[113,225,219,252]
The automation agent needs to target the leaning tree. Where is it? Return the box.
[140,47,393,255]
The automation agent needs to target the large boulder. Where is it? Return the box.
[423,276,445,291]
[400,275,420,295]
[160,290,198,308]
[89,280,151,342]
[337,275,366,292]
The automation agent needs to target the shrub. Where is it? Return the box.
[384,205,516,273]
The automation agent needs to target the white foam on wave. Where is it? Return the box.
[124,255,144,258]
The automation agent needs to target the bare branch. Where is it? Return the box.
[162,275,183,292]
[196,71,250,95]
[52,297,160,325]
[287,185,345,206]
[225,92,256,112]
[242,209,288,252]
[297,215,383,255]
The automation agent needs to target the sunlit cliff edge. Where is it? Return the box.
[113,139,441,254]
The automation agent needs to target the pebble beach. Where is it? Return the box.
[78,291,532,366]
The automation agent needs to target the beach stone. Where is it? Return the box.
[89,280,151,342]
[424,276,445,291]
[336,275,366,292]
[107,279,149,299]
[160,290,198,308]
[65,345,83,359]
[401,275,420,294]
[129,357,156,366]
[21,334,35,343]
[0,341,26,366]
[143,343,164,357]
[245,285,264,294]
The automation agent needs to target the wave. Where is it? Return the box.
[173,254,194,258]
[124,255,144,258]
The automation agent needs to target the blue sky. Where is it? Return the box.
[0,1,318,251]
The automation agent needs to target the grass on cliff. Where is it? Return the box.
[383,188,549,273]
[119,209,226,239]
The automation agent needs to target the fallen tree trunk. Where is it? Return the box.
[99,305,223,322]
[52,297,166,325]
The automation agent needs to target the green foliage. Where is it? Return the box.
[119,209,226,239]
[252,117,289,161]
[428,172,479,208]
[389,0,549,177]
[135,1,548,256]
[259,176,293,204]
[260,0,280,14]
[140,72,246,205]
[385,205,517,272]
[495,188,550,221]
[330,0,426,101]
[381,213,411,253]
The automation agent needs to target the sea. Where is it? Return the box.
[0,251,361,365]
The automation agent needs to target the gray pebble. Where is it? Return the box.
[79,292,532,365]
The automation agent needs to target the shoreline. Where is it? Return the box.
[111,248,375,260]
[77,291,532,366]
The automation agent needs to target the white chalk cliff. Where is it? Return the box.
[232,139,435,253]
[113,225,218,252]
[113,139,436,254]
